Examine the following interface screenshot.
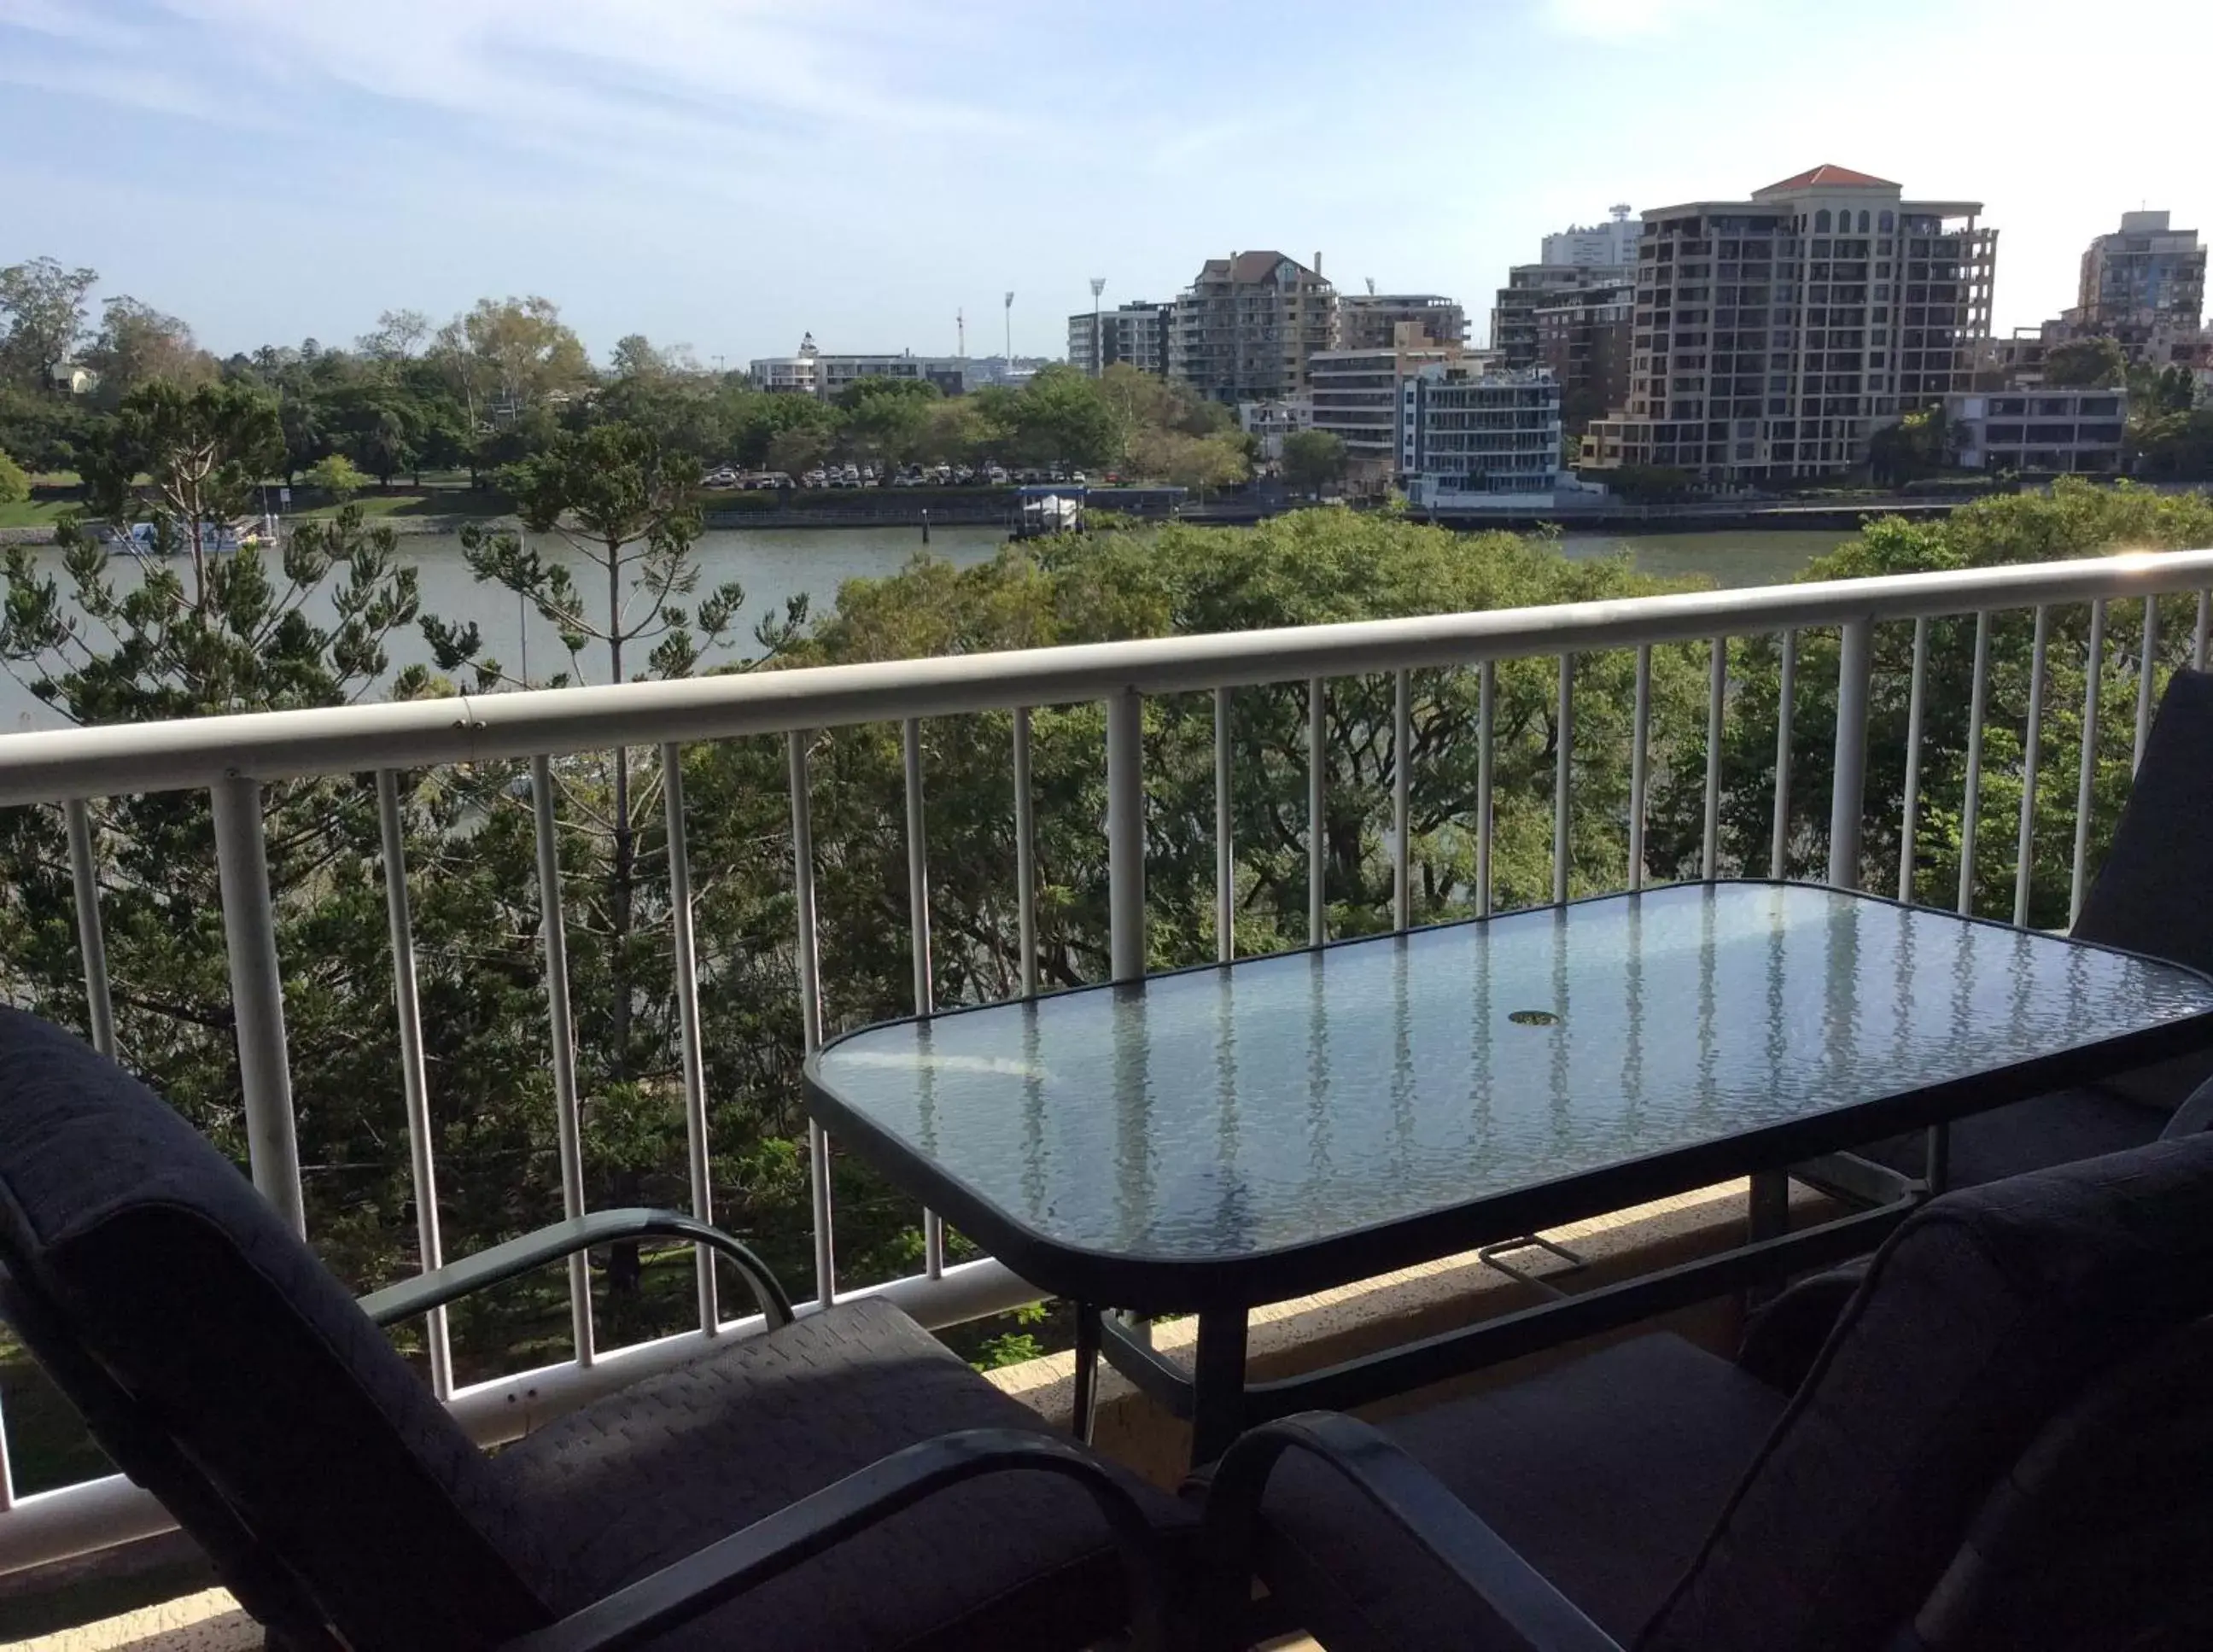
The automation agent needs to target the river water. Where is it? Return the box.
[0,523,1851,730]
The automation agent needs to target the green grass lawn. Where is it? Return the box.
[293,487,511,520]
[0,498,74,528]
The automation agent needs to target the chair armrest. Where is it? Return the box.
[1735,1256,1869,1392]
[1200,1412,1620,1652]
[492,1427,1172,1652]
[2159,1073,2213,1139]
[359,1209,794,1331]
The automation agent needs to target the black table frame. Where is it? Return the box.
[805,882,2213,1465]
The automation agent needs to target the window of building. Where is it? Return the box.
[1857,211,1871,233]
[1816,210,1831,232]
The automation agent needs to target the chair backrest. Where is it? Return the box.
[1638,1131,2213,1652]
[2073,666,2213,973]
[1904,1312,2213,1650]
[0,1010,553,1650]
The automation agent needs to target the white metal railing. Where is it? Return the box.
[0,549,2209,1573]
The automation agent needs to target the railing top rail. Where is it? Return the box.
[0,549,2207,806]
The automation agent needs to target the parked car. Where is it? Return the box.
[803,469,828,488]
[703,467,739,488]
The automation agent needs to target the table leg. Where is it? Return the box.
[1923,1123,1951,1195]
[1071,1302,1101,1443]
[1746,1170,1790,1310]
[1189,1308,1249,1468]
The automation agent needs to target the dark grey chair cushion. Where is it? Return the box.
[0,1008,549,1649]
[1641,1131,2213,1652]
[1254,1334,1788,1650]
[500,1295,1197,1652]
[1859,1083,2170,1188]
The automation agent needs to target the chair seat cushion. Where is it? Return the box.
[1253,1334,1788,1651]
[497,1297,1194,1652]
[1860,1085,2169,1188]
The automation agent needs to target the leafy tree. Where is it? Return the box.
[1003,365,1118,469]
[1282,429,1348,496]
[839,379,938,468]
[307,453,368,499]
[78,380,284,587]
[0,258,98,389]
[358,308,432,364]
[85,296,216,404]
[450,295,593,418]
[2042,337,2127,388]
[1127,428,1247,493]
[1869,408,1956,485]
[0,447,28,505]
[430,420,802,1294]
[2128,409,2213,479]
[0,384,98,472]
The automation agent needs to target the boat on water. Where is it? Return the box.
[96,517,282,556]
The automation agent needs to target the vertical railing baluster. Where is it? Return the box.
[0,1393,15,1511]
[1308,677,1327,947]
[1702,636,1726,881]
[2012,607,2050,930]
[64,798,115,1059]
[2070,599,2106,928]
[1557,654,1575,907]
[1013,708,1038,995]
[1629,645,1651,891]
[210,775,306,1237]
[2133,593,2158,775]
[1106,689,1145,982]
[1214,687,1235,963]
[1827,619,1874,890]
[2195,589,2210,671]
[375,770,454,1394]
[527,755,593,1363]
[1957,612,1992,915]
[1770,630,1796,879]
[902,719,944,1279]
[1475,662,1495,919]
[1897,616,1930,904]
[787,731,834,1307]
[1393,669,1412,931]
[659,746,718,1334]
[1551,655,1573,907]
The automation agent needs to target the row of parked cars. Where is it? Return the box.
[699,464,1101,491]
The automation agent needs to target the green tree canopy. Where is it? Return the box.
[2041,336,2127,388]
[1282,429,1348,495]
[0,447,27,505]
[0,257,98,388]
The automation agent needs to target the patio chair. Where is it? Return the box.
[0,1008,1194,1651]
[1865,664,2213,1188]
[1200,1130,2213,1651]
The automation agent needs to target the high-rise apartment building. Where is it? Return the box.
[1583,165,1996,482]
[1307,323,1465,487]
[1170,251,1336,403]
[2070,210,2205,364]
[1334,293,1469,351]
[1398,365,1562,507]
[1492,266,1634,368]
[1541,206,1639,268]
[1066,301,1173,377]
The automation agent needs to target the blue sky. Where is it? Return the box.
[4,0,2209,365]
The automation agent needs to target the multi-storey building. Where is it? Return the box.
[1533,285,1635,435]
[2070,211,2205,365]
[1398,365,1562,507]
[1541,206,1639,269]
[1237,396,1313,461]
[1307,324,1464,487]
[1583,165,1996,482]
[1066,301,1173,377]
[750,336,967,398]
[1491,265,1632,369]
[1334,293,1468,351]
[1170,251,1336,404]
[1946,388,2128,476]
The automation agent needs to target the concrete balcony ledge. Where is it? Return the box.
[21,1176,1819,1649]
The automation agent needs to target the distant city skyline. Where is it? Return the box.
[4,0,2210,363]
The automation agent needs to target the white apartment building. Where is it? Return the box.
[1399,365,1562,508]
[1066,301,1172,377]
[1946,388,2128,476]
[1541,207,1640,269]
[749,336,968,397]
[1584,165,1997,482]
[1238,396,1313,461]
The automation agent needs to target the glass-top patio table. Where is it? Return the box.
[807,881,2213,1462]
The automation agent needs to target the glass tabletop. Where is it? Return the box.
[809,883,2213,1273]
